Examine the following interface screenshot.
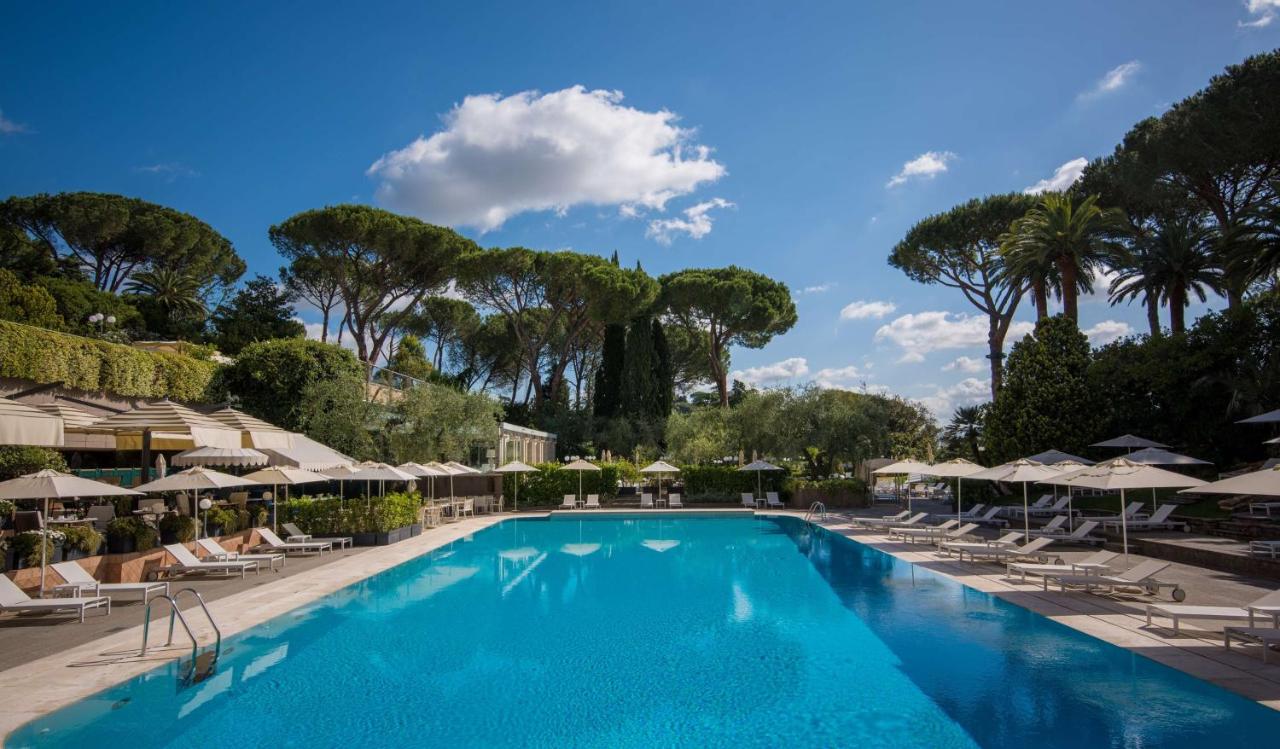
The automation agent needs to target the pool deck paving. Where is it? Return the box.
[3,506,1280,741]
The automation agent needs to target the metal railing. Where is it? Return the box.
[140,588,222,683]
[804,501,828,523]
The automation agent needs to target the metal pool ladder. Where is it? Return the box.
[140,588,223,684]
[804,501,827,523]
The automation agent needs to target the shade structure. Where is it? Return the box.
[398,462,447,477]
[172,446,270,468]
[135,466,262,542]
[968,459,1062,538]
[926,458,986,523]
[1180,467,1280,497]
[445,461,481,474]
[1239,408,1280,424]
[427,461,470,502]
[262,433,354,471]
[1266,437,1280,446]
[738,459,783,503]
[872,459,934,475]
[241,466,331,530]
[35,402,103,429]
[1091,434,1168,450]
[563,459,600,504]
[347,462,417,497]
[91,399,240,450]
[494,460,539,512]
[1023,449,1094,466]
[1124,447,1212,466]
[208,407,293,449]
[0,397,64,447]
[640,461,681,504]
[1052,457,1205,558]
[0,470,141,596]
[1048,460,1088,530]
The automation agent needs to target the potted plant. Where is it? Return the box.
[205,507,237,538]
[0,499,15,530]
[106,517,137,554]
[132,520,159,552]
[158,514,195,545]
[61,525,105,560]
[12,529,63,568]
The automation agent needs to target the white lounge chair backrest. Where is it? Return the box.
[1032,496,1052,508]
[1146,504,1176,523]
[1118,559,1170,582]
[1048,497,1070,511]
[902,512,928,525]
[1080,550,1118,566]
[196,538,227,556]
[767,491,779,501]
[0,575,34,605]
[560,495,576,508]
[994,532,1023,545]
[164,543,204,566]
[1249,589,1280,608]
[283,522,306,537]
[1124,501,1144,517]
[886,510,910,521]
[669,493,682,506]
[1042,516,1067,531]
[585,494,600,507]
[257,527,292,547]
[1069,521,1100,539]
[640,494,654,508]
[51,561,95,586]
[948,523,978,538]
[741,493,755,507]
[962,503,986,516]
[1016,537,1053,554]
[977,507,1001,521]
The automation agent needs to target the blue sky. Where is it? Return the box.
[3,1,1278,416]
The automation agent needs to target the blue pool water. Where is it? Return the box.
[8,515,1280,748]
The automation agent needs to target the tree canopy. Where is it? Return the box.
[210,275,306,355]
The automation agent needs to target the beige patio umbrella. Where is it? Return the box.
[425,461,469,503]
[968,459,1062,539]
[494,461,539,512]
[563,459,601,504]
[241,466,330,531]
[134,466,261,540]
[1047,460,1088,530]
[322,463,360,501]
[1178,466,1280,497]
[738,459,784,503]
[207,407,293,449]
[1024,449,1094,466]
[639,460,681,502]
[872,459,934,512]
[0,398,64,447]
[348,462,416,498]
[172,446,270,468]
[926,458,986,523]
[1051,457,1205,559]
[0,470,141,596]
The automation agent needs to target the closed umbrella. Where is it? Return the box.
[135,466,261,540]
[926,458,986,523]
[1052,457,1205,559]
[639,460,681,504]
[968,459,1062,539]
[494,461,539,512]
[872,459,934,512]
[563,459,601,505]
[154,453,167,479]
[241,467,330,532]
[0,471,141,596]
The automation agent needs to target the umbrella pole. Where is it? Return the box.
[272,483,278,533]
[1067,486,1074,532]
[1120,488,1130,561]
[40,497,49,598]
[514,475,519,513]
[956,478,963,524]
[1022,483,1029,540]
[757,470,762,500]
[578,471,583,504]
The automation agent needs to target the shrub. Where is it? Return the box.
[0,446,68,481]
[680,465,785,500]
[106,517,157,551]
[216,337,365,431]
[35,276,142,335]
[502,463,620,506]
[158,514,196,542]
[787,478,868,508]
[62,524,104,554]
[0,319,217,401]
[205,506,240,534]
[13,530,64,567]
[281,492,421,534]
[0,269,64,329]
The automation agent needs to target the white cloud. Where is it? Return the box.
[730,357,810,386]
[886,151,956,188]
[1241,0,1279,27]
[1083,320,1131,346]
[802,283,835,295]
[646,198,734,244]
[917,377,992,419]
[942,356,985,374]
[134,162,199,181]
[1083,267,1121,304]
[875,311,1034,363]
[0,109,28,135]
[812,365,862,390]
[1081,61,1141,99]
[1024,157,1088,195]
[367,86,725,231]
[840,300,897,321]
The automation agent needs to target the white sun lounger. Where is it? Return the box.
[1007,496,1053,517]
[51,561,169,603]
[584,494,601,509]
[1045,559,1180,598]
[850,510,909,528]
[1019,497,1072,518]
[1224,627,1280,663]
[639,493,654,508]
[766,492,784,508]
[955,536,1055,564]
[560,495,576,510]
[889,519,958,540]
[1146,588,1280,635]
[668,493,683,508]
[164,543,258,578]
[1250,540,1280,559]
[1028,520,1104,545]
[1006,550,1118,584]
[860,512,928,530]
[1026,515,1067,536]
[1088,501,1145,524]
[0,574,110,623]
[899,522,978,546]
[956,503,986,519]
[1102,504,1187,532]
[939,531,1023,557]
[969,507,1009,528]
[255,527,332,555]
[741,493,757,509]
[282,522,353,549]
[196,538,286,572]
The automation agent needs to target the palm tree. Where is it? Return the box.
[125,267,206,320]
[1000,239,1060,320]
[1228,199,1280,294]
[1108,246,1163,337]
[942,404,986,463]
[1135,217,1224,334]
[1000,193,1120,324]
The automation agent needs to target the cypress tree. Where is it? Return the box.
[621,315,657,418]
[593,323,626,418]
[652,318,674,419]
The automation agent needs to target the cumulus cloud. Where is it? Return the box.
[1081,61,1141,99]
[917,377,992,419]
[812,365,863,390]
[943,356,985,374]
[646,198,734,244]
[802,283,835,295]
[1024,157,1088,194]
[840,300,897,321]
[1083,267,1121,304]
[1241,0,1279,27]
[1083,320,1131,346]
[0,109,28,135]
[875,311,1034,363]
[367,86,725,231]
[730,357,809,386]
[886,151,955,188]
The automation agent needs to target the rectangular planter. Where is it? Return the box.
[350,525,415,546]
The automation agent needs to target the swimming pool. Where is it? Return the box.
[7,515,1279,748]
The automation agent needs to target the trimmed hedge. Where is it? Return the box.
[282,492,421,535]
[0,319,217,401]
[680,465,786,499]
[502,463,621,506]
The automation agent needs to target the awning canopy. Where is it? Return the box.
[172,446,270,468]
[35,402,104,430]
[208,407,293,449]
[261,433,354,471]
[0,397,64,447]
[91,399,240,450]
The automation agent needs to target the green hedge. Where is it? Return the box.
[281,492,422,534]
[680,465,787,499]
[0,319,217,401]
[502,463,621,506]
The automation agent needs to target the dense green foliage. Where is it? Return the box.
[501,463,622,506]
[216,337,365,431]
[0,320,217,401]
[282,492,422,535]
[680,464,785,498]
[384,381,504,464]
[0,269,63,329]
[0,446,68,481]
[209,275,305,354]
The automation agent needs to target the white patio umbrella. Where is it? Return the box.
[427,461,470,503]
[1179,466,1280,497]
[1238,408,1280,424]
[240,466,330,531]
[968,459,1062,539]
[172,446,269,468]
[1052,457,1205,559]
[639,460,681,503]
[738,459,784,504]
[1023,449,1094,466]
[1047,460,1088,530]
[494,461,539,512]
[872,459,934,511]
[347,462,416,498]
[1124,447,1213,467]
[563,459,601,504]
[1266,436,1280,446]
[133,466,260,541]
[926,458,986,523]
[322,463,359,501]
[1091,434,1169,451]
[0,470,141,596]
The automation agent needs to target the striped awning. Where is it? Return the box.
[36,402,105,430]
[208,407,293,449]
[91,399,241,450]
[0,398,64,447]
